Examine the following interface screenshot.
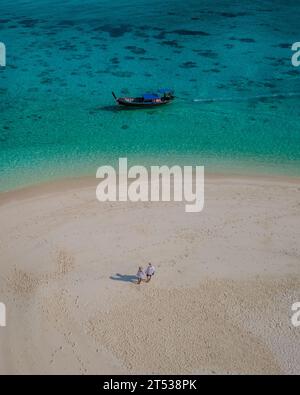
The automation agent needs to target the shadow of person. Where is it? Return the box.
[110,273,137,283]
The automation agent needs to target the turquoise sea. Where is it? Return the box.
[1,0,300,191]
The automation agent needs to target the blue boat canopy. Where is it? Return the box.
[142,93,159,100]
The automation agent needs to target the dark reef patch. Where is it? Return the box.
[125,46,146,55]
[57,20,76,27]
[139,57,157,61]
[93,24,132,37]
[161,40,183,48]
[153,31,167,40]
[239,38,256,43]
[263,82,276,88]
[284,70,299,76]
[110,57,120,65]
[220,12,249,18]
[171,29,210,36]
[111,71,134,78]
[180,61,197,69]
[203,68,220,73]
[18,18,42,28]
[224,44,234,49]
[275,43,291,49]
[193,49,218,59]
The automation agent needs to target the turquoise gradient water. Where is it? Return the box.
[0,0,300,191]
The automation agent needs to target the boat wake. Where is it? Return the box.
[193,92,300,103]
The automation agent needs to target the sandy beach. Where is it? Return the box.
[0,174,299,374]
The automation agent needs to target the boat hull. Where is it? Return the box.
[117,99,173,108]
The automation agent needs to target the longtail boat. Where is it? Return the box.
[112,89,175,108]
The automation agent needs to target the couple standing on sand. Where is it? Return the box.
[136,263,155,284]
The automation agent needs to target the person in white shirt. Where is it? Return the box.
[136,266,146,284]
[145,262,155,282]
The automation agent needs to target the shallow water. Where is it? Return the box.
[0,0,300,190]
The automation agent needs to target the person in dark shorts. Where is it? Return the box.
[145,263,155,282]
